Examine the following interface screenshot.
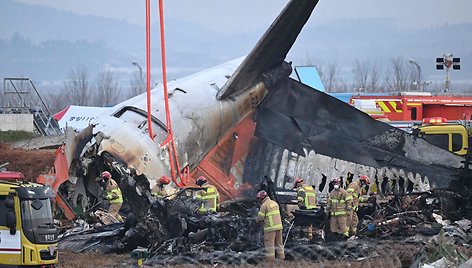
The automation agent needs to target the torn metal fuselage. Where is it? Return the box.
[65,58,272,218]
[54,0,324,219]
[56,0,321,219]
[247,78,466,198]
[55,0,467,223]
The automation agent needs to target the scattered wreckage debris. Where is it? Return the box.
[58,188,472,267]
[22,0,470,266]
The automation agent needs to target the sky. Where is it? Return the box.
[3,0,472,90]
[13,0,472,34]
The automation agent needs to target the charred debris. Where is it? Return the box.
[58,167,472,266]
[52,0,472,264]
[54,75,472,266]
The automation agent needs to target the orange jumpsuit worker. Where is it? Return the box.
[96,171,123,222]
[194,176,219,214]
[256,190,285,261]
[327,177,352,238]
[346,175,370,236]
[294,178,317,239]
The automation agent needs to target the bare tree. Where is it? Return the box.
[352,60,369,92]
[369,62,382,92]
[95,70,120,106]
[352,60,383,92]
[384,56,415,92]
[63,65,91,105]
[302,58,341,92]
[325,63,340,92]
[44,91,67,114]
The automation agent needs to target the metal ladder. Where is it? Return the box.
[2,77,62,136]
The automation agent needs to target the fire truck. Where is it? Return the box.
[351,92,472,122]
[351,92,472,156]
[0,171,58,267]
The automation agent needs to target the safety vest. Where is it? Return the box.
[328,188,351,216]
[257,198,283,232]
[297,185,317,209]
[347,181,365,211]
[106,179,123,204]
[196,184,219,213]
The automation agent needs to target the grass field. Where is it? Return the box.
[0,131,37,142]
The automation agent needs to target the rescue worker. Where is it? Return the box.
[326,177,352,238]
[346,175,370,236]
[151,175,178,200]
[294,178,317,239]
[255,190,285,261]
[96,171,123,222]
[194,176,219,214]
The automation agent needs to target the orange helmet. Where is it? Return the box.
[332,177,341,185]
[101,171,111,180]
[293,178,304,188]
[159,176,171,185]
[256,190,268,200]
[196,176,207,186]
[360,175,370,185]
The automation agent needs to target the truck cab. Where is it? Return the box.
[0,171,58,267]
[412,117,469,156]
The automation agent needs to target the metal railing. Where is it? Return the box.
[2,77,62,136]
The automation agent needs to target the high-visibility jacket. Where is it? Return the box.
[347,181,365,211]
[256,197,283,232]
[195,183,219,213]
[105,178,123,204]
[297,184,317,209]
[327,188,352,216]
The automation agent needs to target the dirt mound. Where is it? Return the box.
[0,142,56,181]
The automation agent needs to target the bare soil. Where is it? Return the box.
[59,250,132,268]
[0,142,56,180]
[59,250,402,268]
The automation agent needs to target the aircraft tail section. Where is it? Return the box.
[216,0,319,100]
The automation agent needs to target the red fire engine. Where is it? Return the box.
[350,92,472,121]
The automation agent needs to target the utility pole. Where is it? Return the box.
[436,53,461,92]
[409,59,421,91]
[132,61,145,93]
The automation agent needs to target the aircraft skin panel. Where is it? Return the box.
[242,138,435,198]
[90,82,266,190]
[252,77,463,191]
[64,0,319,204]
[55,0,466,225]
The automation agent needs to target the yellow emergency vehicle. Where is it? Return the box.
[0,171,58,267]
[413,117,469,156]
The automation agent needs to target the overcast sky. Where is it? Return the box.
[13,0,472,34]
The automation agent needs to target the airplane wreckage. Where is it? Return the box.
[46,0,471,265]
